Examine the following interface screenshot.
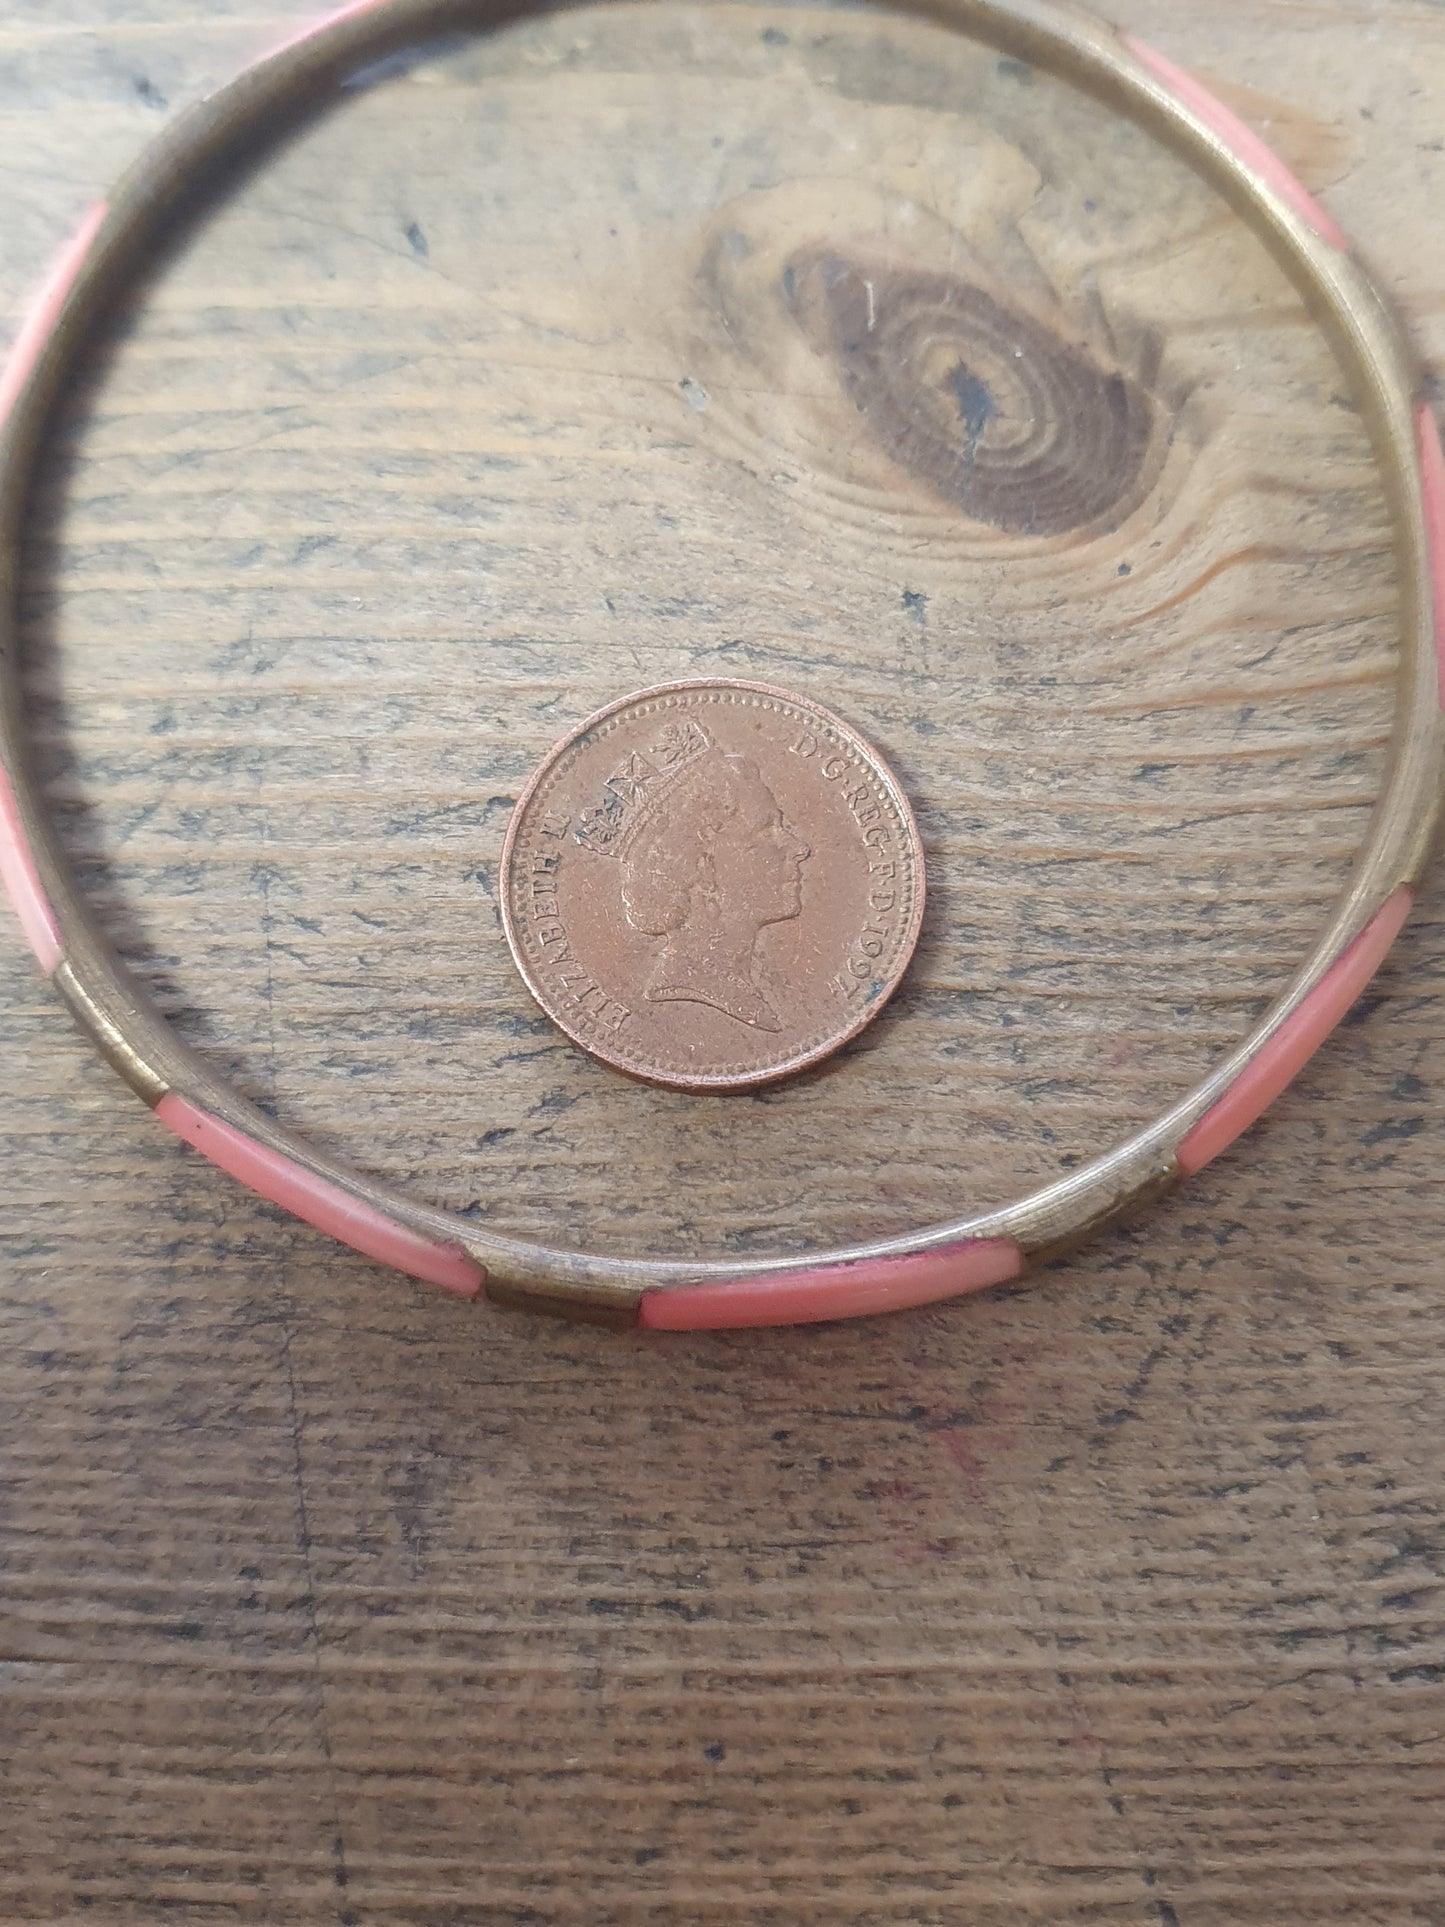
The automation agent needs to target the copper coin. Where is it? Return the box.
[499,679,926,1091]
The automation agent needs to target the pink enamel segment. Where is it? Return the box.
[1123,36,1350,253]
[267,0,397,59]
[639,1239,1023,1330]
[1417,402,1445,712]
[0,202,109,431]
[1177,885,1415,1175]
[0,763,63,973]
[155,1093,485,1295]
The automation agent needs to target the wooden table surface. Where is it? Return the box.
[3,1,1443,1920]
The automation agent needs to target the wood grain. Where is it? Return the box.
[2,2,1443,1921]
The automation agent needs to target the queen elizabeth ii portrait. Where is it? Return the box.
[580,733,812,1033]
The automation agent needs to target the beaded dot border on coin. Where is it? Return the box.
[1,0,1441,1328]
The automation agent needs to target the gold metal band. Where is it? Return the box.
[1,0,1439,1322]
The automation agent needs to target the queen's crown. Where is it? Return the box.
[575,716,714,858]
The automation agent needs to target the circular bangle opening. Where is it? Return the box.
[1,0,1440,1326]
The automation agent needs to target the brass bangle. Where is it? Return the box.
[2,0,1441,1328]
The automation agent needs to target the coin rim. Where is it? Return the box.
[499,678,928,1092]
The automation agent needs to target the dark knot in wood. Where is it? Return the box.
[783,249,1162,537]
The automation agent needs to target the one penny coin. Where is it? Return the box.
[499,679,926,1091]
